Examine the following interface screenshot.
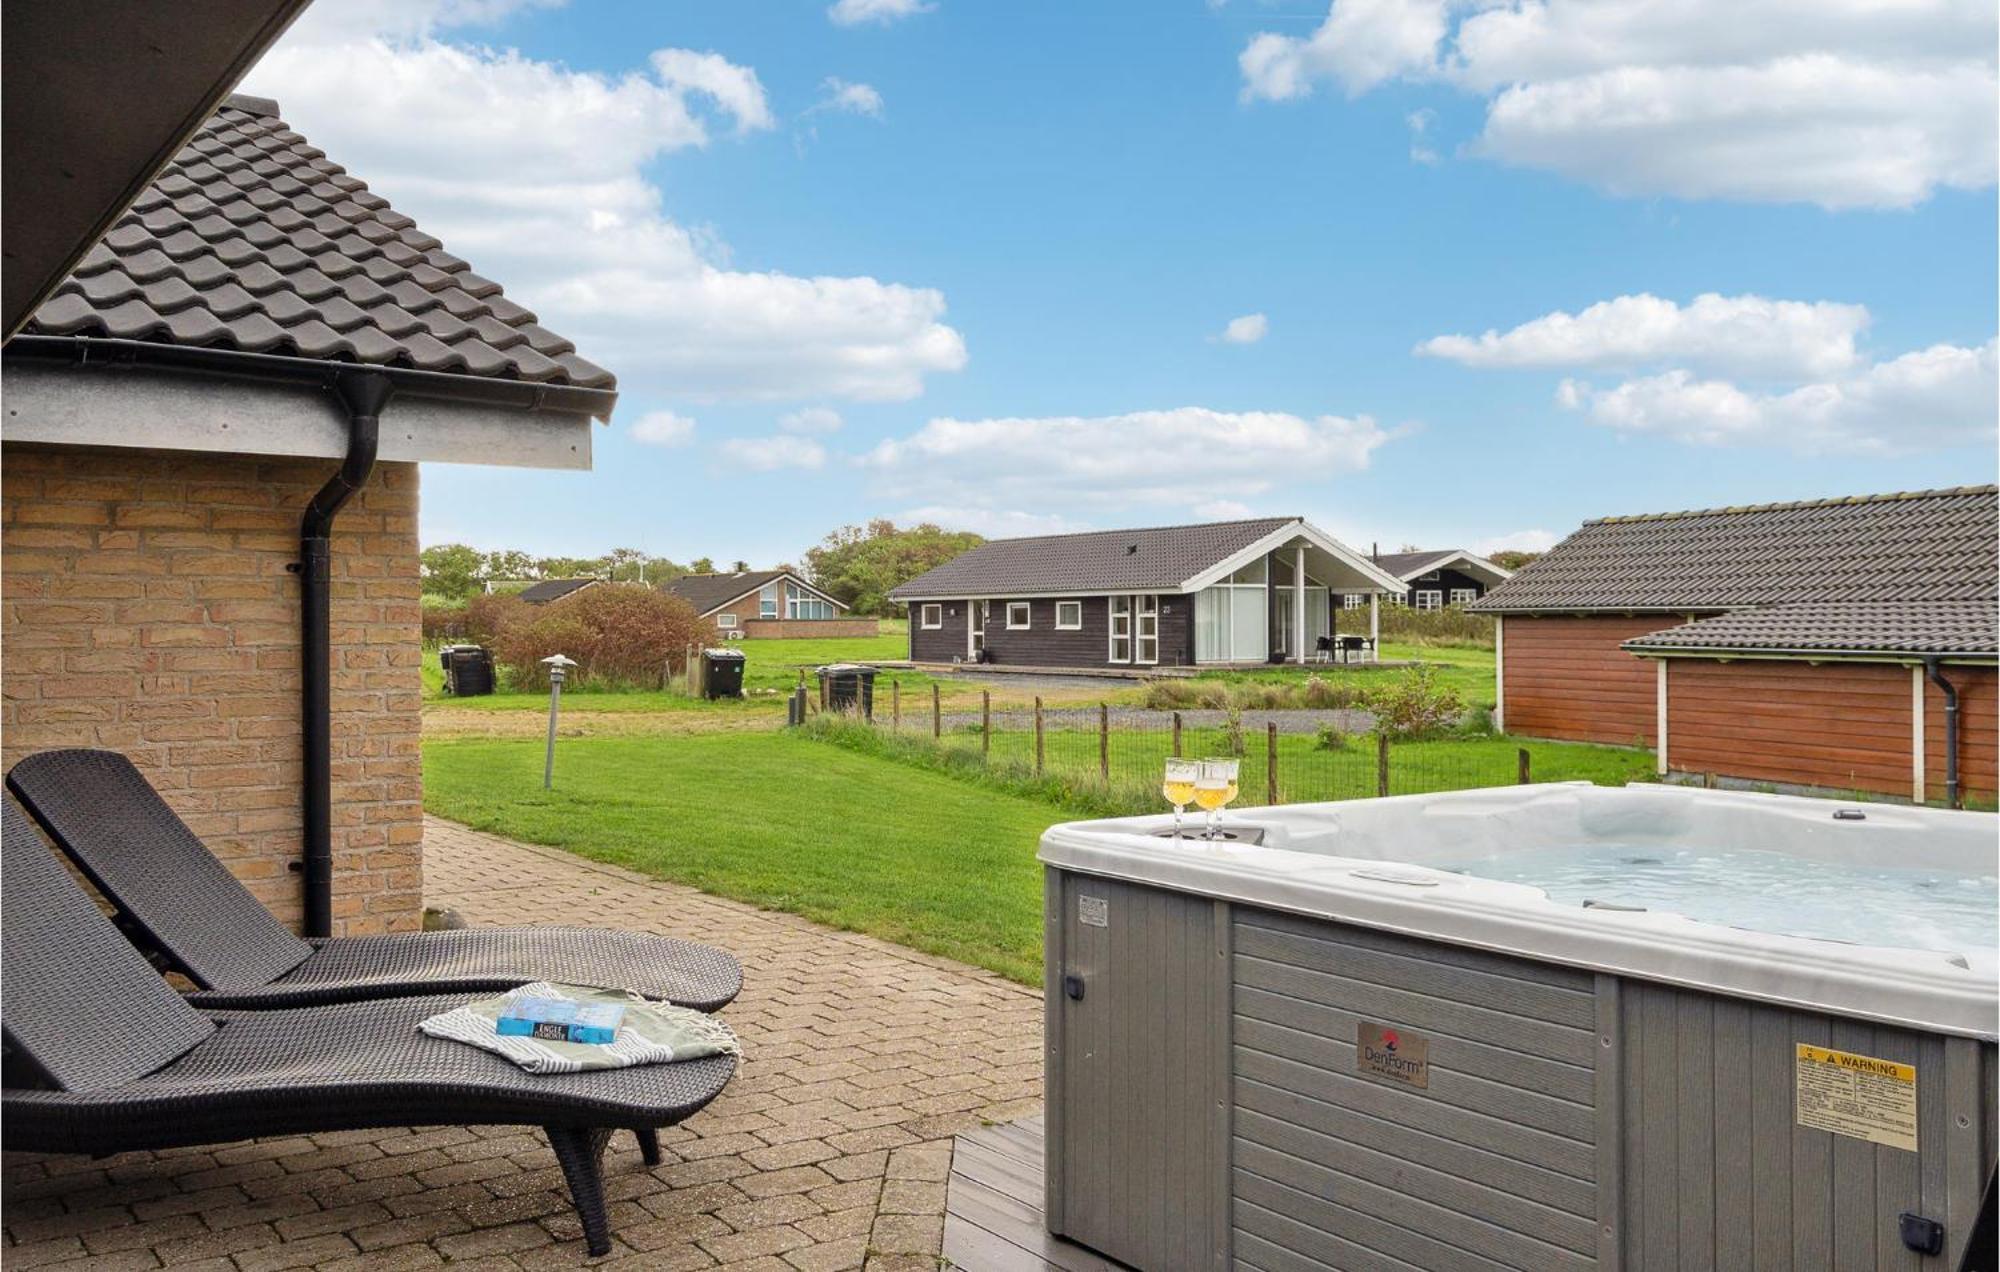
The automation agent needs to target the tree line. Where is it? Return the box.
[420,519,986,617]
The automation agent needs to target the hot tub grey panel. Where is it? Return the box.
[1231,908,1603,1271]
[1616,980,1995,1271]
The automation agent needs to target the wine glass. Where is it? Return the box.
[1194,758,1238,840]
[1162,757,1199,838]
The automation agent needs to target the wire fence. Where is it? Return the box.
[798,677,1538,809]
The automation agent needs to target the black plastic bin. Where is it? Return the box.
[439,645,494,697]
[700,647,746,699]
[816,663,876,718]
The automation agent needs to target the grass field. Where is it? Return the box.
[424,731,1052,982]
[1188,641,1495,710]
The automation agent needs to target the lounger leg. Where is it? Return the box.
[546,1126,615,1256]
[634,1127,662,1166]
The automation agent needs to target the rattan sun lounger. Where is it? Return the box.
[2,801,734,1257]
[7,749,741,1012]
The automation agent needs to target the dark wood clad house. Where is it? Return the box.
[888,517,1406,669]
[1471,487,1998,805]
[1366,549,1512,610]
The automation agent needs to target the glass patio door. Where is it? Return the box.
[1134,595,1158,664]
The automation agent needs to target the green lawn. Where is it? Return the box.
[1185,642,1496,710]
[423,731,1054,982]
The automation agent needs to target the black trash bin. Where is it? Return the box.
[816,663,876,718]
[700,647,746,699]
[440,645,494,696]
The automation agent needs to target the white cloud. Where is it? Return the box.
[1419,293,1870,380]
[1471,528,1558,556]
[1405,107,1439,164]
[247,14,966,403]
[1238,0,1998,209]
[718,435,829,470]
[1558,338,1998,455]
[828,0,933,26]
[630,410,696,447]
[864,407,1396,521]
[897,506,1087,538]
[810,77,885,118]
[1196,500,1255,519]
[1216,313,1270,345]
[778,406,844,434]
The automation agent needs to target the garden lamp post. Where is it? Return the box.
[541,653,577,789]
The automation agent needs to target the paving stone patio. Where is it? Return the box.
[3,816,1046,1270]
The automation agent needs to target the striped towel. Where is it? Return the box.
[419,982,740,1075]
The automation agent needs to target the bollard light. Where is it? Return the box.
[541,653,577,789]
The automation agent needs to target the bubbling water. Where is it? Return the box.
[1436,844,1998,956]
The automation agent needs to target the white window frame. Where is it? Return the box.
[1055,600,1083,631]
[1414,589,1443,611]
[759,582,779,618]
[1342,593,1366,610]
[1006,601,1032,630]
[1449,587,1478,607]
[1381,592,1407,608]
[716,613,737,629]
[1108,595,1132,664]
[920,603,942,630]
[1134,594,1158,665]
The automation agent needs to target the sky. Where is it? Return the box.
[245,0,1999,567]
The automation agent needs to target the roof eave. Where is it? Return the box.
[1625,643,2000,662]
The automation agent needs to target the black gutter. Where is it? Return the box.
[297,371,389,937]
[1924,657,1962,810]
[3,334,618,420]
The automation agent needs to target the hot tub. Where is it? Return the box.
[1038,783,1997,1271]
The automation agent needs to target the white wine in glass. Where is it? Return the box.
[1162,757,1199,838]
[1194,759,1233,839]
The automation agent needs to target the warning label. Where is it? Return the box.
[1795,1044,1917,1152]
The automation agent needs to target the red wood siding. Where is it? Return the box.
[1501,615,1669,747]
[1926,664,1998,805]
[1666,660,1913,797]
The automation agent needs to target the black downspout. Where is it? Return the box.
[1923,657,1961,810]
[298,371,391,938]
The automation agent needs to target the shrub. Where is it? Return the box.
[1313,722,1350,752]
[463,592,531,645]
[1456,705,1497,736]
[420,596,467,643]
[1223,708,1246,757]
[1368,663,1465,739]
[1140,679,1228,710]
[492,584,715,691]
[1370,605,1495,649]
[1299,674,1368,710]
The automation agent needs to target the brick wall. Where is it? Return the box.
[2,443,424,935]
[739,617,879,640]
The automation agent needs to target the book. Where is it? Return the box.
[495,997,625,1045]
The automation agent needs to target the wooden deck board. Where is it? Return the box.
[946,1116,1132,1271]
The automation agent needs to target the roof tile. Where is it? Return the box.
[23,95,613,392]
[888,517,1301,599]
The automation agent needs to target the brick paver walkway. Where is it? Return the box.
[3,816,1044,1270]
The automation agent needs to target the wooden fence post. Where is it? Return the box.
[932,683,942,738]
[1034,697,1045,776]
[892,679,901,730]
[1171,711,1182,758]
[1099,704,1110,783]
[1267,722,1279,805]
[1517,747,1531,785]
[983,690,992,759]
[1376,732,1390,799]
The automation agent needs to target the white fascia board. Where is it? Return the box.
[1180,520,1407,594]
[893,586,1189,603]
[1399,550,1514,585]
[2,364,594,470]
[698,572,847,617]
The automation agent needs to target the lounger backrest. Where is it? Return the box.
[2,800,216,1090]
[7,749,313,991]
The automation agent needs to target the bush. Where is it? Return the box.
[421,596,467,643]
[1368,663,1465,739]
[1313,722,1350,751]
[492,584,715,691]
[1456,705,1497,736]
[1139,679,1228,710]
[463,592,531,645]
[1299,674,1368,710]
[1370,605,1495,649]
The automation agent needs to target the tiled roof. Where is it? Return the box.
[1625,601,1997,658]
[1471,487,1997,613]
[662,571,797,615]
[887,517,1296,599]
[516,578,599,605]
[24,94,613,391]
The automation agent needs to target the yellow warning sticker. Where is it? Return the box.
[1795,1044,1917,1152]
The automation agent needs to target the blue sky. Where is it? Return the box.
[248,0,1997,566]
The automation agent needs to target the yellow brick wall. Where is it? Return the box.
[2,443,424,935]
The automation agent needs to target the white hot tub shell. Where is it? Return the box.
[1038,783,1997,1271]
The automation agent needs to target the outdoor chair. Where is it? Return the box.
[1,801,735,1256]
[6,749,742,1012]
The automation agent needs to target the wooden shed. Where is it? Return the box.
[1472,487,1998,806]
